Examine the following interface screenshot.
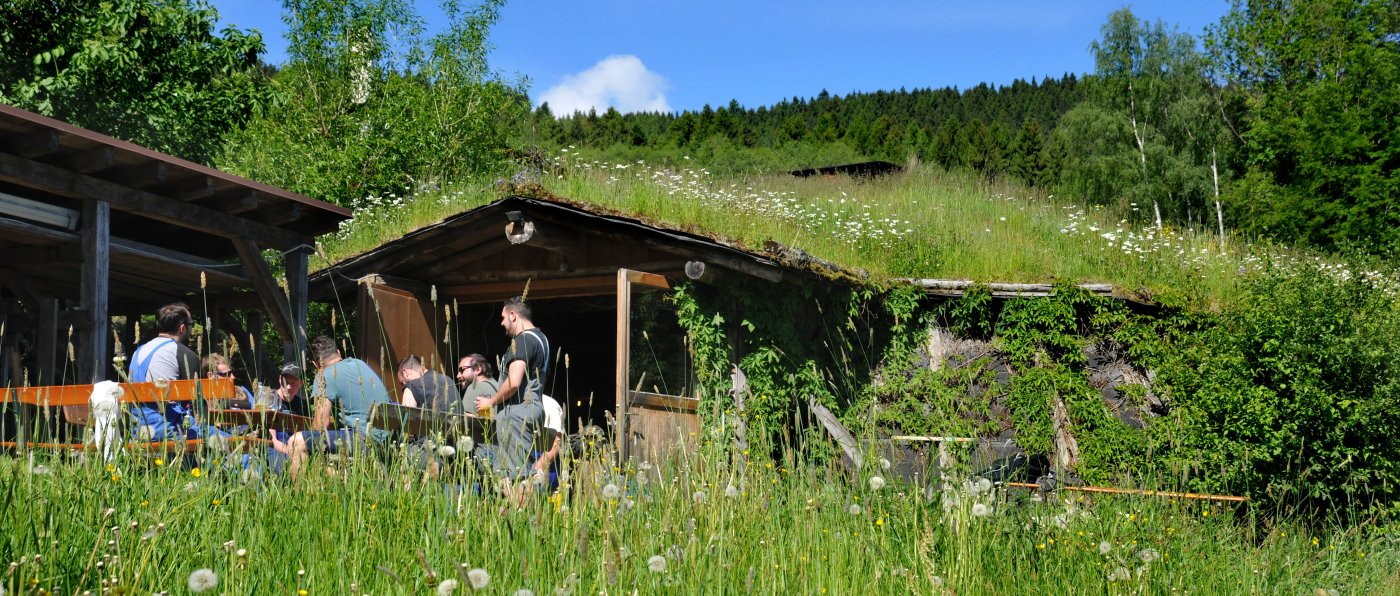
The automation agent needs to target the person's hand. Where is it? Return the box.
[474,395,492,412]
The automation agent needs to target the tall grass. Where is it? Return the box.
[3,443,1395,593]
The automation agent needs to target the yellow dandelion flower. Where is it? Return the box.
[106,464,115,472]
[155,458,164,467]
[141,500,149,508]
[1077,531,1084,536]
[211,499,222,506]
[1049,538,1055,544]
[876,518,883,527]
[299,590,308,596]
[1312,537,1319,546]
[1036,543,1046,550]
[110,474,119,483]
[191,467,202,478]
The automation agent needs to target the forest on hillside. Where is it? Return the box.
[1,0,1394,255]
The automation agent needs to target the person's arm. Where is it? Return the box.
[401,387,418,408]
[477,359,525,411]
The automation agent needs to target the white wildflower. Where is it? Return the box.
[186,568,218,593]
[29,464,51,475]
[868,476,886,491]
[467,568,490,590]
[971,503,990,517]
[1108,567,1131,582]
[646,555,666,573]
[437,445,457,458]
[602,483,622,500]
[436,579,458,596]
[977,478,993,493]
[1099,541,1112,555]
[878,457,891,471]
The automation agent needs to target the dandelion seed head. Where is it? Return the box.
[437,445,457,458]
[436,579,459,596]
[692,490,707,505]
[868,476,886,491]
[724,484,740,498]
[467,568,490,590]
[1099,541,1112,555]
[646,555,667,573]
[186,568,218,593]
[972,503,990,517]
[602,483,621,500]
[848,504,862,515]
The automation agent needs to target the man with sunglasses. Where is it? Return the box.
[201,353,254,409]
[455,353,499,416]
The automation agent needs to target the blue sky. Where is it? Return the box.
[213,1,1231,114]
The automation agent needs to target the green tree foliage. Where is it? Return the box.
[529,76,1083,180]
[218,0,525,205]
[1159,262,1400,512]
[1059,8,1222,228]
[0,0,273,163]
[1207,0,1400,253]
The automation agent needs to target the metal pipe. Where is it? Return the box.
[1005,482,1249,503]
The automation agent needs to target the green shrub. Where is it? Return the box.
[1159,261,1400,513]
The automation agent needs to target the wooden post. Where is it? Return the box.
[285,247,310,367]
[615,269,631,461]
[79,200,109,383]
[37,299,57,385]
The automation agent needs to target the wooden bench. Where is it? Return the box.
[2,378,240,454]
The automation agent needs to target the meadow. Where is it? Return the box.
[4,437,1397,594]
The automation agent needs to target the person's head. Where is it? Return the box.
[397,355,425,384]
[500,296,533,337]
[278,362,303,399]
[310,335,340,367]
[202,353,234,380]
[155,303,193,340]
[457,353,492,385]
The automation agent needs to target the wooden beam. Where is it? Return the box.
[901,278,1116,298]
[0,215,247,285]
[158,175,216,201]
[199,190,259,214]
[104,161,168,189]
[60,146,115,174]
[37,298,57,385]
[79,199,109,382]
[3,130,60,158]
[231,239,295,343]
[441,275,622,304]
[0,152,310,250]
[285,247,309,365]
[259,201,302,226]
[616,268,632,460]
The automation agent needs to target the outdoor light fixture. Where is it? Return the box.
[0,191,79,230]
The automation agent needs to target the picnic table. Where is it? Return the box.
[368,403,492,444]
[207,408,315,434]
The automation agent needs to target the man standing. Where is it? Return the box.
[397,355,461,414]
[456,353,498,416]
[475,296,549,480]
[269,335,391,477]
[128,303,204,440]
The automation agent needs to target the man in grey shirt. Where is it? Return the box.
[456,353,499,416]
[127,303,205,440]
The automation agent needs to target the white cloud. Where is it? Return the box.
[538,55,671,115]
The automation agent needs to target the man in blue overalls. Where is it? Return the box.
[128,303,219,440]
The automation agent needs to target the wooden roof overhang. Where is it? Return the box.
[309,195,825,304]
[0,104,351,380]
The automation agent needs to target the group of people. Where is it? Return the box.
[125,296,562,488]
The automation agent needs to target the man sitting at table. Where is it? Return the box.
[268,335,391,477]
[271,362,310,416]
[455,353,498,416]
[128,302,222,441]
[397,355,461,414]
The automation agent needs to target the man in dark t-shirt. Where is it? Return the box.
[474,296,549,481]
[397,355,462,414]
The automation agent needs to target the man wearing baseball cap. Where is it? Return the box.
[272,362,310,416]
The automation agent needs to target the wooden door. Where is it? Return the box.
[615,269,699,463]
[358,274,446,397]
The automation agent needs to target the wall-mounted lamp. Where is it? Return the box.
[0,191,79,230]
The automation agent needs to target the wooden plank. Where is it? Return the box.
[36,299,57,385]
[285,248,309,365]
[231,239,295,343]
[504,218,581,254]
[625,270,670,288]
[198,191,259,214]
[628,391,699,411]
[158,175,215,201]
[10,378,237,407]
[104,161,168,189]
[79,200,109,383]
[0,152,310,250]
[809,398,863,474]
[3,129,60,158]
[358,276,443,389]
[368,403,491,442]
[615,268,631,460]
[442,275,621,304]
[258,202,301,226]
[59,146,115,174]
[209,409,314,433]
